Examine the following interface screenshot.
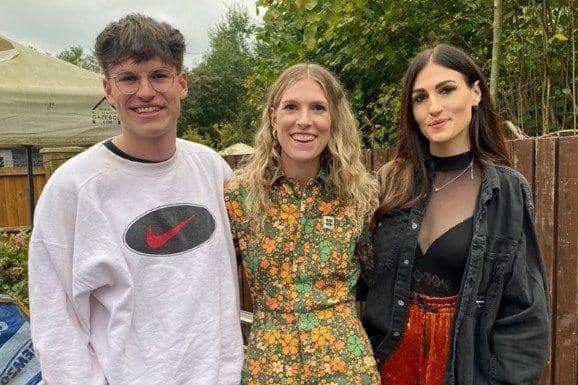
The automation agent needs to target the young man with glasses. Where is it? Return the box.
[28,14,243,385]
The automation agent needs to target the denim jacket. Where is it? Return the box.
[362,162,550,385]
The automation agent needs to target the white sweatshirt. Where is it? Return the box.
[28,140,243,385]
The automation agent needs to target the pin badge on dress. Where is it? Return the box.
[323,216,335,229]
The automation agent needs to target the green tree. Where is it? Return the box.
[490,0,503,102]
[57,45,100,73]
[498,0,575,135]
[252,0,575,143]
[178,5,259,149]
[253,0,492,147]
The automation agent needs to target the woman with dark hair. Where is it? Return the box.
[363,44,549,385]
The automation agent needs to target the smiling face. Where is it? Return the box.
[411,62,481,156]
[103,56,188,148]
[271,78,331,177]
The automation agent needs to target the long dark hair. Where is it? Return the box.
[376,44,513,217]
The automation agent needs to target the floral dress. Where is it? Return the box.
[224,171,380,385]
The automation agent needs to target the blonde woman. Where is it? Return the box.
[224,63,380,384]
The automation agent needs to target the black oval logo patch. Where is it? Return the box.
[124,204,215,256]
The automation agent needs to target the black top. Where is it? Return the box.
[411,151,474,296]
[431,150,473,171]
[412,216,473,296]
[103,139,159,163]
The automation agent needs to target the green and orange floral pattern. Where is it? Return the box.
[225,171,379,385]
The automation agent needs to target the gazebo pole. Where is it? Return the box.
[24,145,35,227]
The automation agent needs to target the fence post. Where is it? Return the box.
[39,147,85,179]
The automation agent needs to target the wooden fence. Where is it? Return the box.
[0,167,46,230]
[516,137,578,385]
[0,137,576,384]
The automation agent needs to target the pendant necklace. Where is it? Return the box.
[432,160,474,192]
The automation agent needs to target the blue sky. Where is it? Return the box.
[1,0,261,69]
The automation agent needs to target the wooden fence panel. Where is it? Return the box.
[0,167,46,228]
[0,171,8,229]
[535,138,557,385]
[510,139,536,190]
[371,147,390,173]
[3,172,22,226]
[554,137,578,385]
[361,149,373,171]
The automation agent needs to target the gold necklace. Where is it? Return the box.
[432,160,474,192]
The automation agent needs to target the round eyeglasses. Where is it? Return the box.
[108,68,177,95]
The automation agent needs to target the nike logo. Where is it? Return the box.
[145,214,196,249]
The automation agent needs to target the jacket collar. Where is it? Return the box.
[479,162,501,203]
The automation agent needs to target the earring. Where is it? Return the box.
[272,129,278,139]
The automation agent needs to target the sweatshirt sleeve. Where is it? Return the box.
[489,181,549,384]
[28,184,107,385]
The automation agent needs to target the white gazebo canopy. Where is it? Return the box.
[219,142,254,156]
[0,34,119,147]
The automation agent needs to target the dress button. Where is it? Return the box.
[411,221,418,230]
[393,331,400,337]
[403,259,410,265]
[397,299,405,307]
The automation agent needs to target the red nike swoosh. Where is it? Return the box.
[146,214,196,249]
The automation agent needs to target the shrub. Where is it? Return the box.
[0,230,30,307]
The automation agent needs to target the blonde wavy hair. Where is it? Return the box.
[233,63,378,232]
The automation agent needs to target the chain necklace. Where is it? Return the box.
[432,160,474,192]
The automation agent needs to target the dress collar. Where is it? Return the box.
[270,165,328,186]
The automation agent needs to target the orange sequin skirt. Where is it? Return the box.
[380,294,457,385]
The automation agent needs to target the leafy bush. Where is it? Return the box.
[0,231,30,307]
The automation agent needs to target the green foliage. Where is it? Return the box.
[52,2,577,145]
[0,231,31,307]
[252,0,575,144]
[178,5,260,149]
[498,0,575,135]
[181,125,214,147]
[57,45,100,73]
[253,0,494,147]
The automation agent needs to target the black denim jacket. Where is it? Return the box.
[362,162,550,385]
